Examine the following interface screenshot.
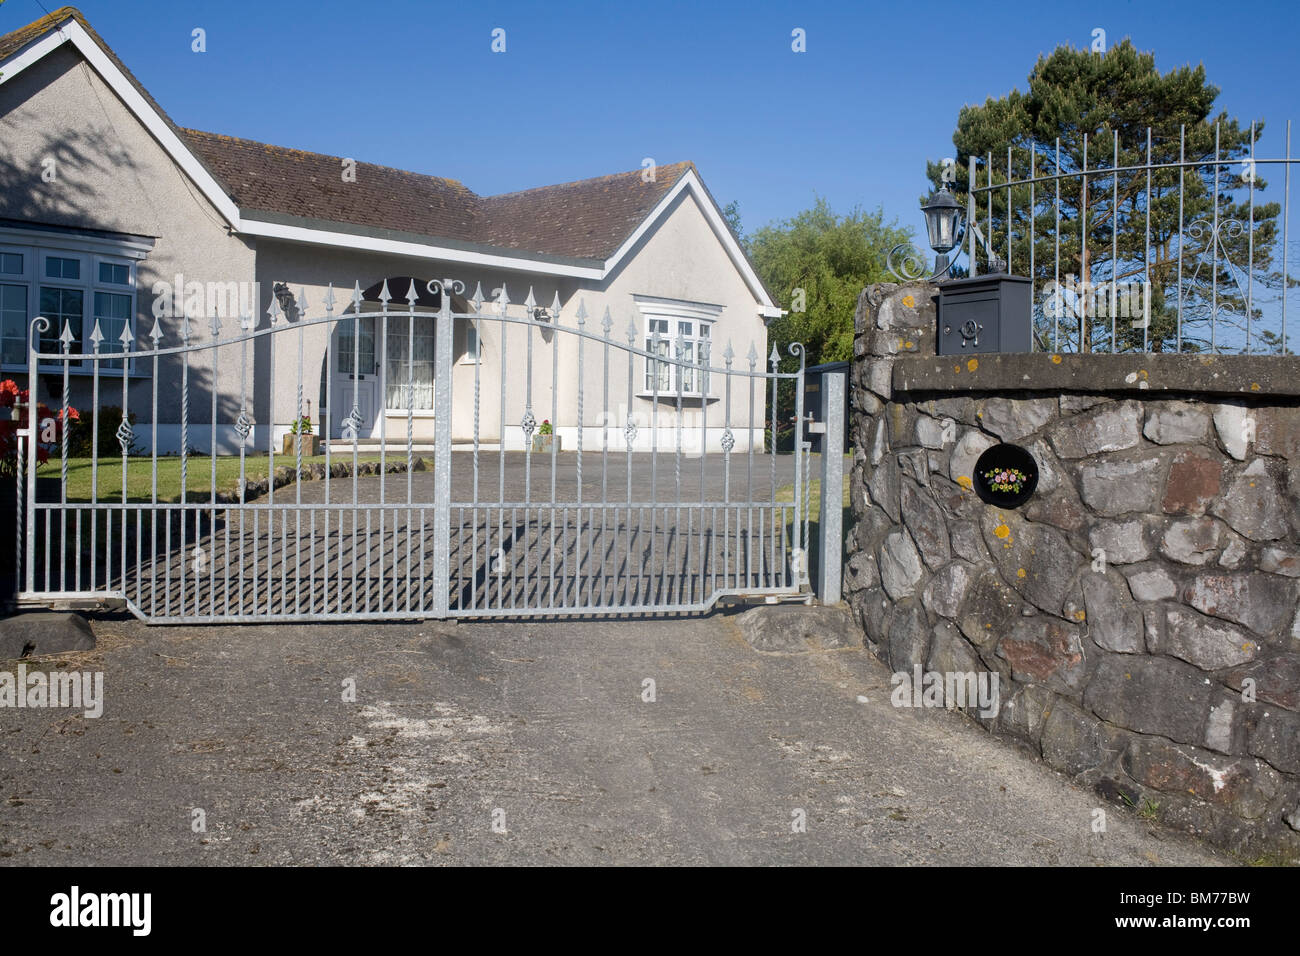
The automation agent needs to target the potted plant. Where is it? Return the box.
[531,419,561,453]
[282,412,319,457]
[971,443,1039,507]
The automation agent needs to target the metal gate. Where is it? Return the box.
[10,278,836,623]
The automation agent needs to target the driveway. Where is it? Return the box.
[0,610,1230,865]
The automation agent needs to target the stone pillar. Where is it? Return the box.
[844,279,1300,861]
[844,282,939,654]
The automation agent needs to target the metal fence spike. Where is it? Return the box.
[19,270,821,620]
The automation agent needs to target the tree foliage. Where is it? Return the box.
[926,39,1287,352]
[748,198,912,369]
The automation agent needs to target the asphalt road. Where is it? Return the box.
[0,609,1230,866]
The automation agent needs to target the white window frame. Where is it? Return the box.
[0,244,33,369]
[0,228,151,376]
[634,295,723,399]
[458,320,481,365]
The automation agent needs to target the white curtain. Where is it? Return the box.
[386,321,434,410]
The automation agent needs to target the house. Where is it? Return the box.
[0,7,781,455]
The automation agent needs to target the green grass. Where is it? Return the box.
[36,454,385,503]
[775,474,852,509]
[775,467,852,585]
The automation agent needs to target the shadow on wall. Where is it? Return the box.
[0,124,139,230]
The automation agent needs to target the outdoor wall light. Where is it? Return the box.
[921,186,964,273]
[889,185,968,282]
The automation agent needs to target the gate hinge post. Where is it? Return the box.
[816,371,846,605]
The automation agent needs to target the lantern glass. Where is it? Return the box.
[922,188,963,255]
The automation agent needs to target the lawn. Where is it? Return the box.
[776,459,852,582]
[33,454,385,503]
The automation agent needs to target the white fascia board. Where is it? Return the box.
[601,169,778,311]
[0,20,71,80]
[239,217,604,279]
[632,293,724,322]
[0,223,155,259]
[1,21,243,227]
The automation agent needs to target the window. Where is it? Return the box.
[459,322,480,365]
[337,316,376,376]
[0,237,143,373]
[94,292,132,369]
[1,284,26,366]
[45,256,80,280]
[385,321,435,410]
[637,296,721,396]
[645,318,671,391]
[39,287,83,358]
[99,262,130,285]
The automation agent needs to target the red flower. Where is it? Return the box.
[0,379,18,409]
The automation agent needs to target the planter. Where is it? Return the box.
[531,434,561,453]
[282,434,320,457]
[972,443,1039,508]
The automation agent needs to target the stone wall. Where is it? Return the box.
[846,281,1300,859]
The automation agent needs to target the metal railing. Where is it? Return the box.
[11,278,837,622]
[965,121,1296,354]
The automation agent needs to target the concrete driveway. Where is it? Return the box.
[0,609,1230,865]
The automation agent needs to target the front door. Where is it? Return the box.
[331,314,379,439]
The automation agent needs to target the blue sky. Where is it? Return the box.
[7,0,1300,241]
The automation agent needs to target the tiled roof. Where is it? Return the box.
[479,164,696,260]
[182,129,695,260]
[181,129,487,247]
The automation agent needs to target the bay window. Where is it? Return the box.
[636,295,722,397]
[0,229,149,373]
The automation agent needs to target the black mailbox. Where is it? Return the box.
[936,274,1033,354]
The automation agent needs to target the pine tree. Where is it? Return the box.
[926,39,1289,353]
